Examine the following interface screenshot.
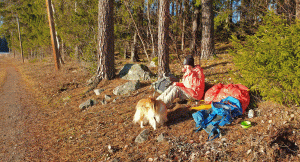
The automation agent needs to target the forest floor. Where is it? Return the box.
[0,47,300,161]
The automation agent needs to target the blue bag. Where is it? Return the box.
[192,96,243,140]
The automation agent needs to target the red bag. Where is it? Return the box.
[204,83,250,114]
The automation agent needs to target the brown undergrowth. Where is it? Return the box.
[8,50,300,161]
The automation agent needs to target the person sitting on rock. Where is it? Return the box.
[156,55,205,108]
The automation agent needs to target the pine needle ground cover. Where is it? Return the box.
[7,51,300,161]
[0,56,8,87]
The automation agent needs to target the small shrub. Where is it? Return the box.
[29,58,38,63]
[152,57,158,66]
[229,12,300,105]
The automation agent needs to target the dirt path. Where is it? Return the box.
[0,63,27,161]
[0,58,46,161]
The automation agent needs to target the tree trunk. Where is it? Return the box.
[277,0,296,23]
[10,30,14,57]
[46,0,60,70]
[75,44,80,62]
[51,0,64,64]
[124,1,150,62]
[131,32,139,62]
[124,41,128,59]
[201,0,215,59]
[190,4,200,56]
[96,0,115,80]
[181,0,188,52]
[157,0,170,79]
[226,0,233,24]
[240,0,249,24]
[147,0,156,58]
[16,17,24,63]
[296,0,300,20]
[61,39,65,61]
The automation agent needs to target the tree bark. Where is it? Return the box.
[147,0,156,58]
[240,0,250,24]
[181,0,188,51]
[124,1,150,62]
[131,32,139,62]
[61,39,65,61]
[157,0,170,79]
[51,0,64,64]
[201,0,215,59]
[16,17,24,63]
[46,0,60,70]
[226,0,233,24]
[96,0,115,80]
[10,30,14,58]
[190,4,201,56]
[75,44,80,62]
[277,0,296,23]
[296,0,300,20]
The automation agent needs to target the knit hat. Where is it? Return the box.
[183,55,194,67]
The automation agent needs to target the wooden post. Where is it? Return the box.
[16,17,24,63]
[46,0,60,70]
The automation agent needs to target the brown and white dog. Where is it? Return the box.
[133,97,167,130]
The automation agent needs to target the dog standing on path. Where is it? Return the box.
[133,97,167,130]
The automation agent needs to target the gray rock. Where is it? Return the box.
[94,89,104,95]
[86,75,97,86]
[105,95,112,100]
[100,99,107,105]
[148,61,157,68]
[63,96,71,102]
[135,129,150,143]
[108,145,113,154]
[79,99,97,110]
[189,152,198,161]
[113,80,140,95]
[157,133,166,142]
[119,64,153,81]
[221,138,227,143]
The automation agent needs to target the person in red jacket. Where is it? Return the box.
[156,55,205,108]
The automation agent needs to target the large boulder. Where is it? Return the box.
[119,64,153,81]
[113,80,140,95]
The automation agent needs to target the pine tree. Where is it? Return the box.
[46,0,60,70]
[190,2,201,56]
[230,12,300,105]
[96,0,115,80]
[157,0,170,78]
[201,0,215,59]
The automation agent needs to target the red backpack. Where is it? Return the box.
[204,83,250,114]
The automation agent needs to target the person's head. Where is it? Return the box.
[182,55,194,73]
[183,55,194,67]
